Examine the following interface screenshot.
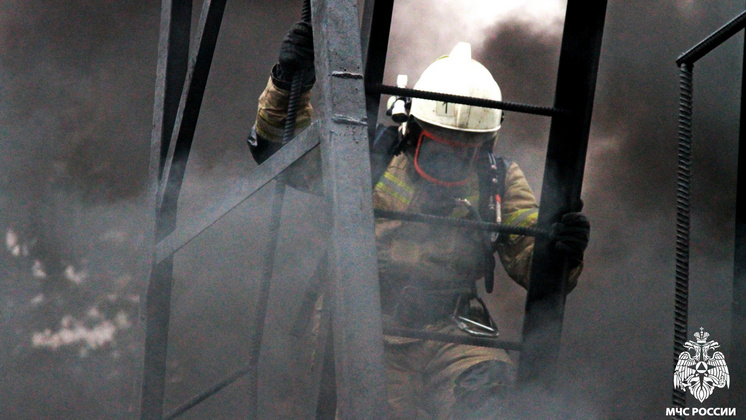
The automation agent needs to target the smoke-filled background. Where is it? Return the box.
[0,0,743,418]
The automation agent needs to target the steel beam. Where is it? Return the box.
[518,0,607,387]
[139,257,178,420]
[138,0,226,418]
[730,16,746,414]
[153,0,193,181]
[311,0,387,416]
[154,124,320,263]
[157,0,228,223]
[361,0,395,141]
[134,0,191,418]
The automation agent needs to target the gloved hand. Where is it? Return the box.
[272,21,315,91]
[552,212,590,266]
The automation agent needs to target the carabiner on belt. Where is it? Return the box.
[451,294,499,338]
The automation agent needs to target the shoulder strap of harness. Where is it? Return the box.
[369,130,510,294]
[476,144,511,293]
[477,145,510,227]
[369,124,404,187]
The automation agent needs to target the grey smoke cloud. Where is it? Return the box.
[469,2,742,417]
[387,0,743,417]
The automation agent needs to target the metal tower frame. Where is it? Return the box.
[672,10,746,417]
[132,0,607,418]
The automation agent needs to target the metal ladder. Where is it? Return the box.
[133,0,607,418]
[673,10,746,418]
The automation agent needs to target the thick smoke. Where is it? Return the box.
[1,0,744,418]
[387,0,744,417]
[469,1,743,417]
[0,1,161,417]
[1,0,326,418]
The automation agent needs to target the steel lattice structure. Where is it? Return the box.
[133,0,607,418]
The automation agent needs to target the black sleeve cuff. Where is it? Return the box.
[247,126,283,165]
[271,63,315,92]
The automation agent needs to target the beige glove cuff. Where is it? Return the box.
[255,76,313,143]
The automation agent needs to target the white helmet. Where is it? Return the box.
[410,42,502,133]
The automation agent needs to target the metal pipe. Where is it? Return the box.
[729,16,746,414]
[373,209,552,238]
[366,83,570,117]
[361,0,395,141]
[384,327,523,351]
[518,0,607,387]
[676,10,746,66]
[672,63,693,419]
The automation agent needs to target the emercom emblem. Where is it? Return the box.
[674,328,730,402]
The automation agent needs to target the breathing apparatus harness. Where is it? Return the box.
[370,87,510,337]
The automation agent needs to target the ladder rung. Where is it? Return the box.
[366,83,570,117]
[676,9,746,65]
[384,326,523,351]
[374,209,552,238]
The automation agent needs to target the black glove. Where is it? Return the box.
[272,21,315,91]
[552,212,590,266]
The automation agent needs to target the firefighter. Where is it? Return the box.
[248,22,590,419]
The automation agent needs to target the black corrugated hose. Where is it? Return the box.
[247,0,312,417]
[672,62,693,420]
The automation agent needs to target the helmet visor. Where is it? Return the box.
[413,129,479,186]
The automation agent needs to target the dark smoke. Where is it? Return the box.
[1,0,326,418]
[473,1,743,417]
[1,0,744,418]
[1,1,159,418]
